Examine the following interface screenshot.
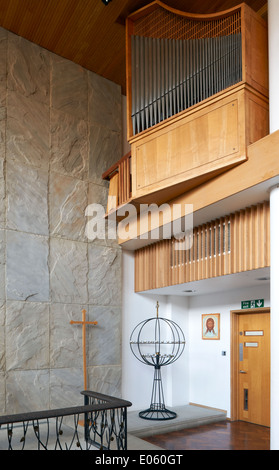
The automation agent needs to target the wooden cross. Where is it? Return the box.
[70,309,98,390]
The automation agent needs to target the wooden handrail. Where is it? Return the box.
[102,151,131,181]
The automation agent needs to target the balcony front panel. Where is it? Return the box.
[130,84,268,202]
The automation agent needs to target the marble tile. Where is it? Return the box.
[50,108,88,180]
[50,303,85,369]
[6,370,50,413]
[88,72,121,132]
[0,230,5,301]
[7,32,50,105]
[88,182,108,209]
[0,157,5,229]
[6,90,50,169]
[0,107,6,161]
[88,245,121,306]
[50,238,88,304]
[51,54,88,120]
[6,301,50,370]
[87,365,121,398]
[50,368,84,409]
[0,371,5,413]
[89,124,121,184]
[49,172,88,241]
[86,182,119,246]
[0,28,7,107]
[6,160,49,235]
[6,231,49,302]
[0,301,4,371]
[88,305,121,366]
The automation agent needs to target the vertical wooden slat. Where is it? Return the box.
[250,205,256,270]
[134,202,270,292]
[212,222,217,278]
[220,218,225,275]
[225,216,231,274]
[230,213,236,274]
[265,201,270,267]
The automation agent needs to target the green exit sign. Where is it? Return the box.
[241,299,264,309]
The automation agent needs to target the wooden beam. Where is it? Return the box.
[119,130,279,245]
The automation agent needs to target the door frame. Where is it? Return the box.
[230,307,270,422]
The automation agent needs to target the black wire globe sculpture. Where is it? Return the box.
[130,302,186,420]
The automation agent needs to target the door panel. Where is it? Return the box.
[238,312,270,426]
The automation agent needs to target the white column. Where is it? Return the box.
[268,0,279,133]
[269,0,279,450]
[270,186,279,449]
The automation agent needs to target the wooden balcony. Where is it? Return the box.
[129,82,269,205]
[102,152,132,217]
[103,2,269,224]
[104,81,268,219]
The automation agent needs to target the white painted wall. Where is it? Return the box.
[268,0,279,450]
[121,250,189,411]
[122,249,270,416]
[188,284,270,417]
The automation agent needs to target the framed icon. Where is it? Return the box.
[202,314,220,340]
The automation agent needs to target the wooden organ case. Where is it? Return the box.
[124,1,269,206]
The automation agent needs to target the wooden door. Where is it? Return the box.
[237,311,270,427]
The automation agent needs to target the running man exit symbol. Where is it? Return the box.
[241,299,264,309]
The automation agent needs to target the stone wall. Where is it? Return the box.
[0,28,123,414]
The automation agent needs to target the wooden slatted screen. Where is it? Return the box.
[134,201,270,292]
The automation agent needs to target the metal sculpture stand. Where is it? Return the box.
[130,302,185,421]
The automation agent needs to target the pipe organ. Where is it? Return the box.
[120,2,269,208]
[130,10,242,135]
[126,1,268,140]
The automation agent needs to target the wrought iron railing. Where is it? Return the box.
[0,391,132,451]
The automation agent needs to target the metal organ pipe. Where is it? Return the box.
[131,34,242,135]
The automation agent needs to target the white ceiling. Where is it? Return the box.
[141,267,270,297]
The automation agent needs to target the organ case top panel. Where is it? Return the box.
[126,1,268,140]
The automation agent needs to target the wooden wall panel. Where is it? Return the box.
[134,201,270,292]
[129,84,268,205]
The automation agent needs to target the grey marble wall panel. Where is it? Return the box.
[0,371,5,413]
[6,369,50,413]
[88,305,121,366]
[50,368,84,409]
[0,301,4,371]
[0,32,123,414]
[49,172,88,241]
[88,72,121,132]
[7,32,50,105]
[49,303,85,369]
[88,245,121,306]
[0,158,5,229]
[6,160,48,235]
[6,231,49,302]
[88,181,108,209]
[51,54,88,120]
[0,28,7,107]
[50,108,88,180]
[0,107,6,160]
[0,230,5,300]
[50,238,88,304]
[6,91,50,169]
[86,182,119,246]
[87,365,121,398]
[6,301,50,370]
[89,124,121,184]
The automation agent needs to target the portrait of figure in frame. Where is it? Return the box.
[202,314,220,340]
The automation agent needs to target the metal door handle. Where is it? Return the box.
[239,370,247,374]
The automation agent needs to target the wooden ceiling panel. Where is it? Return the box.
[0,0,267,93]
